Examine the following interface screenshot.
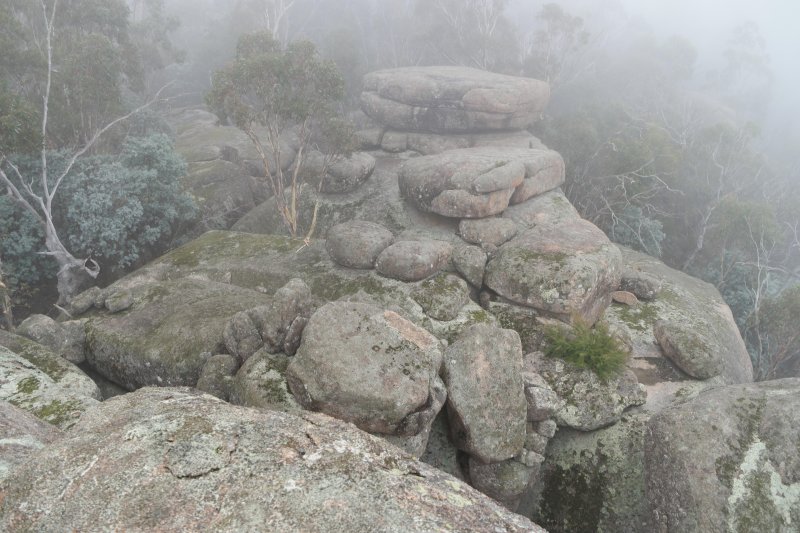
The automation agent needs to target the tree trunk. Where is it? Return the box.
[44,225,97,305]
[0,260,13,332]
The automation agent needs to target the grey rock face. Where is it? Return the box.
[195,354,239,401]
[453,244,488,288]
[645,379,800,533]
[0,401,62,483]
[654,320,723,379]
[287,302,444,436]
[322,152,377,194]
[376,240,453,282]
[382,130,546,156]
[223,279,315,362]
[17,314,86,364]
[620,268,662,300]
[0,387,545,532]
[412,274,471,321]
[443,324,526,463]
[486,192,622,325]
[459,217,518,247]
[326,220,394,269]
[398,147,564,218]
[0,345,99,430]
[469,456,540,510]
[361,66,550,133]
[230,350,300,412]
[85,278,271,390]
[525,352,646,431]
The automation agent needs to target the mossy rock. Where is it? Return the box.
[85,278,272,390]
[0,346,99,430]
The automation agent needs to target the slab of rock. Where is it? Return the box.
[525,352,646,431]
[620,268,662,301]
[412,274,471,322]
[16,315,86,364]
[287,302,444,436]
[85,278,271,390]
[303,151,377,194]
[376,240,453,282]
[223,279,315,362]
[0,346,99,430]
[420,412,466,481]
[390,130,546,156]
[0,387,545,532]
[183,159,267,229]
[0,401,62,483]
[443,324,526,463]
[231,350,300,412]
[195,354,239,401]
[459,217,518,248]
[469,456,539,511]
[453,245,487,288]
[361,66,549,133]
[645,379,800,533]
[611,290,639,306]
[520,412,652,533]
[326,220,394,269]
[604,247,753,387]
[0,331,101,402]
[398,147,564,218]
[486,212,622,326]
[654,320,723,379]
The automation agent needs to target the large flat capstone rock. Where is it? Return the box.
[398,147,564,218]
[287,302,444,436]
[0,387,545,532]
[361,67,550,133]
[486,191,622,325]
[645,379,800,532]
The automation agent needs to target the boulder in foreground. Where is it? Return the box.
[0,387,544,532]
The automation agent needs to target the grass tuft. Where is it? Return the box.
[544,319,628,380]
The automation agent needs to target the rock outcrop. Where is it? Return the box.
[0,401,62,482]
[361,66,549,133]
[645,379,800,533]
[0,388,544,532]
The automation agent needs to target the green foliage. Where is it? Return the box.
[59,134,196,269]
[544,320,628,380]
[0,197,54,289]
[757,285,800,378]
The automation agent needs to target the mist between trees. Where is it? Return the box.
[1,0,798,379]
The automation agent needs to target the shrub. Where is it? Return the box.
[544,320,629,380]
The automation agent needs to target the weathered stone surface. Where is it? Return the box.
[420,411,466,481]
[620,268,662,301]
[524,375,565,422]
[612,290,639,306]
[230,350,300,412]
[376,240,453,282]
[322,152,377,194]
[654,320,723,380]
[525,352,646,431]
[326,220,394,269]
[223,279,315,362]
[391,130,546,156]
[645,379,800,533]
[0,401,62,483]
[398,147,564,218]
[85,278,271,390]
[17,314,86,364]
[67,286,105,315]
[287,302,444,436]
[361,67,549,133]
[521,412,653,533]
[459,217,518,247]
[0,331,101,402]
[470,456,539,511]
[604,246,753,388]
[443,324,526,463]
[196,354,239,401]
[453,244,487,288]
[0,387,545,532]
[0,345,99,430]
[487,193,622,325]
[383,378,447,458]
[412,274,471,322]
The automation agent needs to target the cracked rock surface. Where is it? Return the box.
[0,387,545,532]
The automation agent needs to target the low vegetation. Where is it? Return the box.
[544,320,629,380]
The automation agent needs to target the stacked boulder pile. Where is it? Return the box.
[2,67,797,532]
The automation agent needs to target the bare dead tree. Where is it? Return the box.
[0,0,166,305]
